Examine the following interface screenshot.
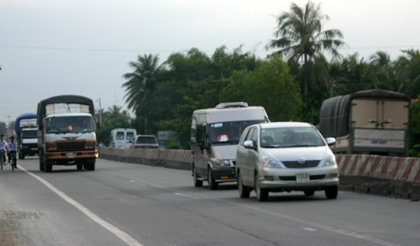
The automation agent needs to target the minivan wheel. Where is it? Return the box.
[238,172,250,198]
[325,185,338,199]
[304,190,315,196]
[193,166,203,187]
[255,173,268,201]
[208,168,218,190]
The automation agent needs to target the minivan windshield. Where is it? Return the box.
[261,127,326,148]
[210,120,266,145]
[46,116,94,133]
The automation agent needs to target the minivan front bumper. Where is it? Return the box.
[258,166,339,191]
[211,166,237,183]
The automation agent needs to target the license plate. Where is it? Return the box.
[66,152,77,158]
[296,174,310,183]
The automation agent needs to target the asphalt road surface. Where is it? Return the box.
[0,157,419,246]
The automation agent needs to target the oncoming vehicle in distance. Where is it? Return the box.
[236,122,339,201]
[109,128,137,148]
[133,135,159,149]
[191,102,269,190]
[37,95,98,172]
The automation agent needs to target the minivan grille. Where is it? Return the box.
[57,142,85,151]
[282,160,320,168]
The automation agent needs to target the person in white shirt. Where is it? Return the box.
[0,134,7,163]
[8,136,18,169]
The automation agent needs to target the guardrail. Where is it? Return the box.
[98,147,420,201]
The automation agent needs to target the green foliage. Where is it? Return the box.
[409,98,420,157]
[0,122,6,135]
[220,54,302,122]
[158,77,230,144]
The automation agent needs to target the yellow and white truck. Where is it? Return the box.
[37,95,98,172]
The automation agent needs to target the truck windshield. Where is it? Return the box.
[46,116,94,133]
[22,130,37,138]
[210,120,266,145]
[261,127,326,148]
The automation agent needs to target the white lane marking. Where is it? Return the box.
[116,173,400,246]
[234,202,399,246]
[174,193,198,199]
[19,166,144,246]
[303,227,316,232]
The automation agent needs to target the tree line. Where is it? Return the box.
[96,1,420,156]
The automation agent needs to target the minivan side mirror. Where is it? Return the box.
[326,137,336,146]
[199,139,207,150]
[244,140,255,149]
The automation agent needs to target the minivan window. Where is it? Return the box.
[209,120,264,145]
[261,127,326,148]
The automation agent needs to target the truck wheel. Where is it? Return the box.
[45,161,53,172]
[39,151,44,171]
[77,164,83,170]
[86,159,95,171]
[19,152,23,160]
[304,190,315,196]
[208,168,218,190]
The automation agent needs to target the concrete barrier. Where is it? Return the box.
[98,147,191,170]
[98,147,420,200]
[337,155,420,201]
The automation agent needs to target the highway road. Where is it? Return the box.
[0,157,419,246]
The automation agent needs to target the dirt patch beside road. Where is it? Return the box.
[0,207,40,246]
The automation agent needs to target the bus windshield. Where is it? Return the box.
[210,120,266,145]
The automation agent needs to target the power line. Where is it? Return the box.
[0,45,199,53]
[1,44,420,52]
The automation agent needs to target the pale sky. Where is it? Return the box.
[1,0,420,124]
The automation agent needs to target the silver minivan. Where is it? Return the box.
[190,102,269,190]
[236,122,339,201]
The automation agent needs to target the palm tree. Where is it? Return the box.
[122,54,162,111]
[266,1,345,95]
[335,53,374,94]
[107,105,123,119]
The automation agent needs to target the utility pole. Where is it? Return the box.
[96,98,102,127]
[99,98,102,127]
[329,79,335,98]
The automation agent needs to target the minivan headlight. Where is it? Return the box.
[322,155,337,167]
[214,159,231,166]
[261,157,283,168]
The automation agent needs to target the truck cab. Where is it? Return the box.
[15,113,38,159]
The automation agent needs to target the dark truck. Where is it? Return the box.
[320,90,410,156]
[37,95,98,172]
[15,113,38,159]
